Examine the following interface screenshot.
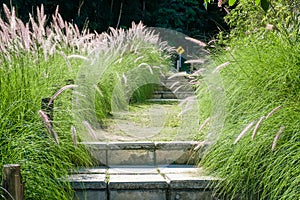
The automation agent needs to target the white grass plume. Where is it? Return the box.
[272,125,285,151]
[67,54,88,61]
[82,120,97,139]
[48,84,78,106]
[168,72,187,79]
[213,62,230,73]
[234,121,255,144]
[266,106,282,119]
[184,59,205,64]
[252,116,265,140]
[38,110,59,145]
[199,117,210,132]
[71,125,78,148]
[185,36,206,47]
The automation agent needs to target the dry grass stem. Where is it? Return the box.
[252,116,265,140]
[266,105,282,119]
[234,121,255,144]
[272,125,285,151]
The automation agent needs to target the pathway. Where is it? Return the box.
[68,73,218,200]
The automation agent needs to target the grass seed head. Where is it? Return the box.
[252,116,265,140]
[234,121,255,144]
[272,125,285,151]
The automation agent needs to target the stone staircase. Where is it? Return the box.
[67,72,217,199]
[68,142,218,200]
[147,73,195,102]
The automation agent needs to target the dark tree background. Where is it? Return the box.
[0,0,227,40]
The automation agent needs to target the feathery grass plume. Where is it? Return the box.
[168,72,187,79]
[234,121,255,144]
[266,105,282,119]
[71,125,78,149]
[38,110,59,145]
[122,73,127,85]
[194,140,210,151]
[191,68,206,76]
[213,62,230,73]
[93,84,104,97]
[59,51,73,71]
[82,120,97,139]
[184,59,205,64]
[252,116,265,140]
[170,81,180,89]
[272,125,285,151]
[48,84,78,106]
[173,85,184,93]
[178,106,194,117]
[185,36,207,47]
[134,56,144,63]
[199,117,211,132]
[67,54,88,61]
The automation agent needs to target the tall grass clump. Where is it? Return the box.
[91,23,172,122]
[0,3,173,198]
[0,4,116,199]
[198,1,300,199]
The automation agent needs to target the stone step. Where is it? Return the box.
[146,99,181,102]
[68,165,218,200]
[155,83,194,92]
[81,141,200,166]
[152,91,195,99]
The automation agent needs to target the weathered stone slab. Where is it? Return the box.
[158,165,200,174]
[166,173,216,200]
[109,190,167,200]
[166,173,215,189]
[81,142,108,166]
[155,141,198,150]
[155,150,197,165]
[107,149,155,165]
[170,191,215,200]
[81,142,108,150]
[155,142,198,165]
[108,174,168,189]
[108,142,155,150]
[109,174,168,200]
[68,174,107,200]
[108,165,158,175]
[73,167,107,174]
[68,174,106,189]
[80,142,202,166]
[73,190,106,200]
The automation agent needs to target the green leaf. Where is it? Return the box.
[261,0,269,12]
[255,0,261,6]
[229,0,237,6]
